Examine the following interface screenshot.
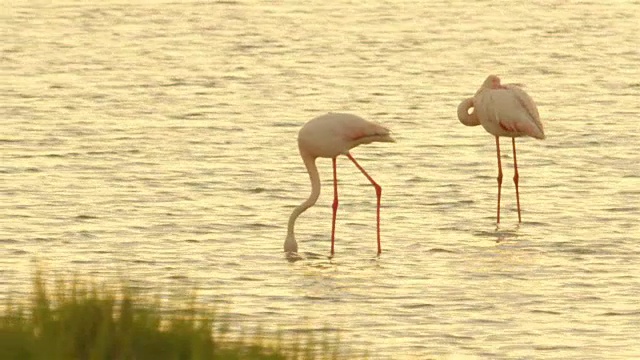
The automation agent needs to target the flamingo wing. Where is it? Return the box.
[340,115,394,146]
[482,87,545,139]
[504,84,542,127]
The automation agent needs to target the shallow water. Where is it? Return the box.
[2,1,640,358]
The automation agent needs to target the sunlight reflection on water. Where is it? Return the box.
[2,0,640,358]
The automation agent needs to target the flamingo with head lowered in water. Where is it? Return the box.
[284,112,395,255]
[457,75,545,223]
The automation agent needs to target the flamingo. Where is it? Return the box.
[284,112,395,255]
[457,75,545,223]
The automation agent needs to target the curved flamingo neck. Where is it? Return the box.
[457,97,480,126]
[284,153,321,252]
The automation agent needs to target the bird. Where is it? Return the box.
[284,112,395,255]
[457,75,545,223]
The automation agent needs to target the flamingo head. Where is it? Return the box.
[284,233,298,253]
[483,75,503,89]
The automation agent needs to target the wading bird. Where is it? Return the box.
[457,75,545,223]
[284,112,394,255]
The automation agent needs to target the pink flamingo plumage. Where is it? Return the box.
[284,112,395,255]
[457,75,545,223]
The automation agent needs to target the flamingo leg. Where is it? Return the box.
[495,136,503,224]
[346,153,382,255]
[512,138,522,223]
[331,157,338,255]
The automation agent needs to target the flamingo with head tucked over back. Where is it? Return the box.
[457,75,545,223]
[284,112,395,255]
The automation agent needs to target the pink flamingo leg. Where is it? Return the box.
[346,153,382,255]
[512,138,522,223]
[331,157,338,255]
[495,136,503,224]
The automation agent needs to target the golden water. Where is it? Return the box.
[2,1,639,358]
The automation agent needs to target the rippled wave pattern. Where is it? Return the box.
[2,1,639,359]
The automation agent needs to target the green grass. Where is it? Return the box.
[0,271,359,360]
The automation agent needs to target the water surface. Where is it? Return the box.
[2,1,640,358]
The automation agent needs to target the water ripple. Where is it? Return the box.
[2,1,639,359]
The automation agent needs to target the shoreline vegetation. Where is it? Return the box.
[0,271,365,360]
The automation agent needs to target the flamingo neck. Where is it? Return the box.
[284,153,321,253]
[457,97,480,126]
